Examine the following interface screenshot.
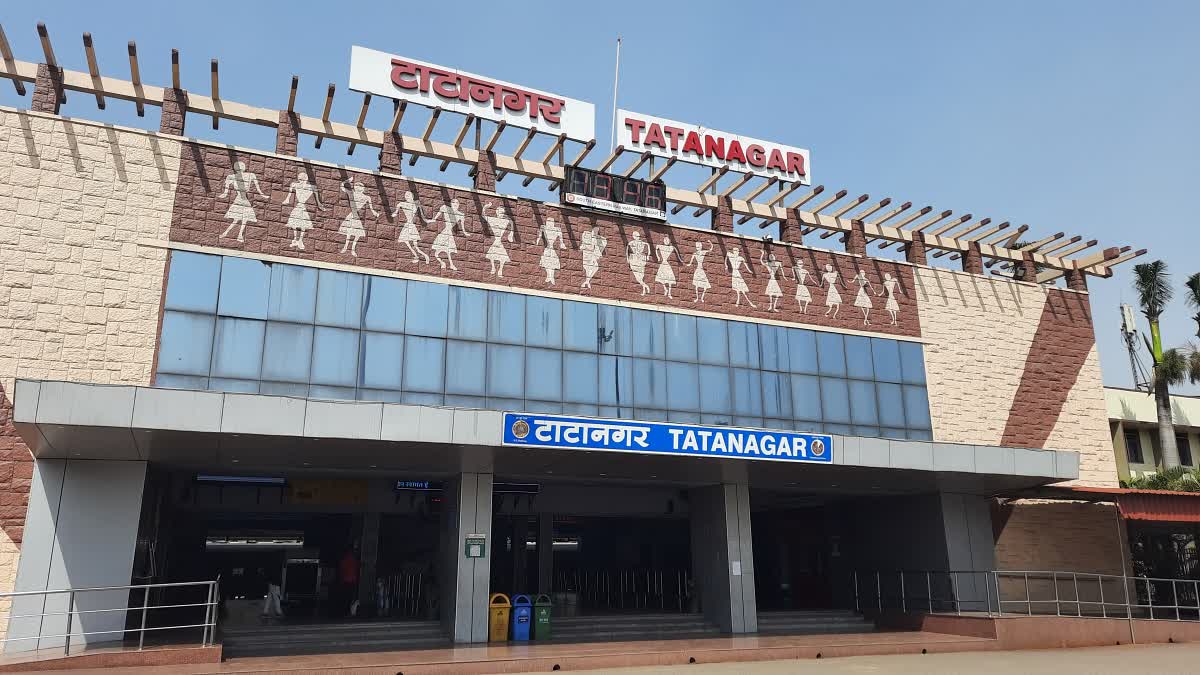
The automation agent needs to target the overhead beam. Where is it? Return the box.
[693,172,752,216]
[496,126,538,180]
[749,182,804,225]
[128,42,144,116]
[0,24,26,95]
[483,119,506,152]
[524,133,567,186]
[621,150,652,177]
[440,112,474,170]
[170,49,180,90]
[409,107,440,166]
[287,76,298,112]
[818,194,871,238]
[209,60,221,129]
[36,23,63,104]
[82,33,104,109]
[568,138,596,167]
[348,93,372,155]
[695,166,730,194]
[647,155,676,181]
[389,99,406,133]
[314,82,335,148]
[1040,235,1083,256]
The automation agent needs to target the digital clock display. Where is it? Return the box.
[561,166,667,220]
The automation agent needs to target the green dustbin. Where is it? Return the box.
[533,593,553,640]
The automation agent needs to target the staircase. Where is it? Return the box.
[220,619,449,657]
[756,609,876,635]
[548,613,721,643]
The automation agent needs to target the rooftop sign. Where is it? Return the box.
[617,109,811,185]
[349,46,596,141]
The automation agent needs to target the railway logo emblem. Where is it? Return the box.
[511,419,531,440]
[811,438,826,458]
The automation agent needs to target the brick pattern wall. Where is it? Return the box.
[0,109,179,600]
[994,501,1130,575]
[168,142,923,338]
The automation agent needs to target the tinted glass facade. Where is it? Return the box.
[156,252,933,439]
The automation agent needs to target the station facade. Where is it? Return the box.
[0,40,1131,650]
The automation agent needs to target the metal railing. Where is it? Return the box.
[854,569,1200,622]
[0,578,219,656]
[553,568,692,612]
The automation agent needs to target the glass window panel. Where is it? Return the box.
[699,365,732,414]
[444,394,483,408]
[732,368,763,416]
[308,385,355,400]
[664,314,697,363]
[728,322,760,369]
[261,322,313,383]
[877,382,906,428]
[597,304,632,355]
[359,332,404,390]
[209,378,258,394]
[903,385,932,429]
[881,427,907,440]
[845,336,874,380]
[765,418,795,432]
[157,311,215,376]
[563,353,598,404]
[525,400,563,414]
[563,301,599,352]
[217,257,270,319]
[697,318,729,365]
[260,381,308,397]
[669,410,701,424]
[526,348,563,401]
[701,413,734,426]
[854,426,882,438]
[871,338,903,383]
[526,297,563,349]
[759,325,790,372]
[820,377,851,424]
[402,392,444,406]
[359,389,404,403]
[631,310,666,359]
[155,374,208,390]
[210,317,265,380]
[315,269,364,329]
[489,397,525,412]
[402,336,446,393]
[488,292,526,345]
[403,280,448,337]
[598,355,633,407]
[362,276,407,333]
[816,332,847,377]
[447,286,487,341]
[762,372,792,419]
[486,344,524,398]
[795,421,824,434]
[734,416,764,429]
[636,409,670,422]
[849,380,879,425]
[310,326,359,386]
[267,264,317,323]
[165,251,220,313]
[787,329,819,374]
[633,358,668,409]
[825,423,853,436]
[445,341,486,395]
[790,375,822,421]
[899,342,927,385]
[667,362,700,412]
[907,428,933,441]
[563,403,600,417]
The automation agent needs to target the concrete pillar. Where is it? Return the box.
[8,460,147,651]
[962,241,984,275]
[779,209,803,246]
[537,514,553,594]
[845,220,867,256]
[474,152,497,192]
[711,196,734,234]
[358,512,381,613]
[31,63,63,115]
[1065,269,1088,292]
[381,132,404,174]
[275,110,299,156]
[688,483,757,633]
[159,88,188,136]
[439,472,493,643]
[938,493,996,612]
[905,234,928,265]
[1016,251,1038,283]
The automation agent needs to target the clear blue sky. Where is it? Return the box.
[2,1,1197,393]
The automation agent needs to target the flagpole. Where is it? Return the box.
[610,36,622,152]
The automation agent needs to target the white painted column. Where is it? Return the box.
[439,472,493,643]
[7,459,147,652]
[688,483,757,633]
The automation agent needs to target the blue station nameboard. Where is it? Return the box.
[501,413,833,464]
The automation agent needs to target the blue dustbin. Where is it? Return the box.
[510,594,533,641]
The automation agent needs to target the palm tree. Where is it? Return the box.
[1186,272,1200,338]
[1133,261,1181,468]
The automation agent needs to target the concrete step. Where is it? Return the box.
[545,613,721,643]
[755,610,875,635]
[221,621,449,657]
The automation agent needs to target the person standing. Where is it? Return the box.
[337,547,360,618]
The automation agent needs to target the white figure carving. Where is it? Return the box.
[818,264,844,318]
[428,198,471,271]
[626,231,652,295]
[580,226,608,288]
[338,178,378,257]
[281,171,326,250]
[481,202,515,277]
[654,236,682,298]
[879,272,901,325]
[218,161,267,242]
[392,190,430,264]
[726,248,756,307]
[684,242,713,303]
[760,250,785,312]
[851,269,875,325]
[791,260,813,313]
[537,218,568,284]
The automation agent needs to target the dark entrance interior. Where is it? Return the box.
[752,505,834,610]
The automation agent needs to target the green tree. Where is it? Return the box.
[1186,272,1200,338]
[1133,261,1183,468]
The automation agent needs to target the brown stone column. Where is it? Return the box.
[905,234,928,265]
[712,196,734,234]
[1065,269,1089,292]
[159,88,188,135]
[474,151,497,192]
[276,110,299,156]
[380,132,403,174]
[779,209,803,245]
[962,241,984,274]
[846,220,867,256]
[31,63,63,114]
[1017,251,1038,283]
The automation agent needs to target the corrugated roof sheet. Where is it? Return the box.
[1056,486,1200,522]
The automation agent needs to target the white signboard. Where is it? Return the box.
[349,46,595,142]
[617,109,811,185]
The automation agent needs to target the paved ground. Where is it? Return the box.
[579,643,1200,674]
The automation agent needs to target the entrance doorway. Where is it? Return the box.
[752,506,834,610]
